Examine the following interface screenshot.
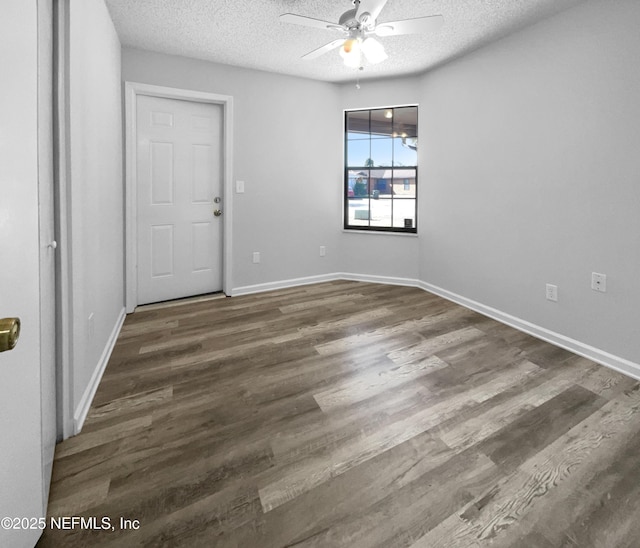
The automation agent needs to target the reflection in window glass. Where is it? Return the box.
[393,106,418,138]
[346,110,370,136]
[370,109,393,138]
[393,137,417,166]
[344,106,418,233]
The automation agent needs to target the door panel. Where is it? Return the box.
[192,144,213,202]
[150,142,173,204]
[0,0,45,546]
[151,225,174,277]
[192,222,214,272]
[137,96,223,305]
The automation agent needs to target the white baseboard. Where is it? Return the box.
[230,273,342,296]
[73,307,126,434]
[231,272,423,297]
[339,272,422,288]
[232,271,640,381]
[417,280,640,381]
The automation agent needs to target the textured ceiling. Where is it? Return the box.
[105,0,586,83]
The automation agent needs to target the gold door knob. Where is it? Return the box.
[213,209,222,217]
[0,317,20,352]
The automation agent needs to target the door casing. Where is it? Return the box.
[124,82,234,312]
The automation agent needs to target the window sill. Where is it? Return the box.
[342,229,419,237]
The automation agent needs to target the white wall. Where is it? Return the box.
[121,49,343,292]
[67,0,124,431]
[418,0,640,366]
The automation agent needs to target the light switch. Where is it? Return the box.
[236,180,245,194]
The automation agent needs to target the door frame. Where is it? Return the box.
[124,82,234,312]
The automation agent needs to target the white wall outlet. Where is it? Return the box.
[546,283,558,302]
[592,272,607,292]
[236,180,245,194]
[319,246,326,257]
[252,251,260,264]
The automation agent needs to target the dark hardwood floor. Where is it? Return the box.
[38,281,640,547]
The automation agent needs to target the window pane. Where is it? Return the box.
[370,197,392,228]
[347,170,370,197]
[370,169,391,196]
[392,198,416,229]
[370,109,393,138]
[346,110,369,136]
[392,168,416,198]
[346,196,370,226]
[347,139,370,167]
[393,106,417,139]
[393,137,417,167]
[370,138,393,167]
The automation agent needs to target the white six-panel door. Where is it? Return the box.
[136,96,223,305]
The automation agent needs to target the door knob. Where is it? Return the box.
[0,317,20,353]
[213,209,222,217]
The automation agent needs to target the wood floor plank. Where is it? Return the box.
[219,431,453,548]
[289,450,500,548]
[477,384,606,472]
[313,355,446,411]
[39,282,640,547]
[54,415,153,459]
[258,360,541,513]
[492,426,640,548]
[271,383,431,461]
[438,374,576,452]
[411,385,640,548]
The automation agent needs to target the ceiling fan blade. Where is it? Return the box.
[280,13,339,31]
[356,0,389,26]
[302,39,345,60]
[375,14,443,36]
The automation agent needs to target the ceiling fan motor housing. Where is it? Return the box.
[340,10,374,34]
[339,8,360,29]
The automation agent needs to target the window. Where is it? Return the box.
[344,106,418,233]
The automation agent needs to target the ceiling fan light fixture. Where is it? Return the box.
[361,37,387,64]
[340,38,362,67]
[342,38,357,54]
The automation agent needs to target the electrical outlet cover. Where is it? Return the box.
[591,272,607,292]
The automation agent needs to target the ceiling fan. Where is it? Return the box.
[280,0,443,68]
